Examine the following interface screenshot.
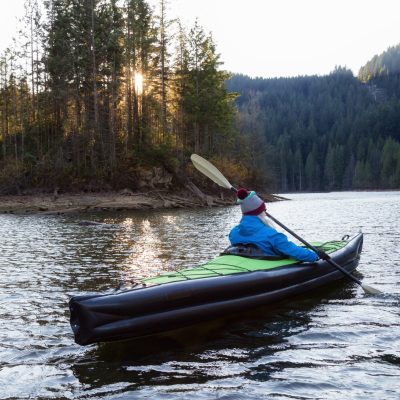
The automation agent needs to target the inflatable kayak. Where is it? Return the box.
[69,232,363,345]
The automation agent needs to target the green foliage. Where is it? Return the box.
[227,61,400,191]
[135,144,180,172]
[208,157,254,188]
[0,0,238,192]
[3,3,400,194]
[0,160,27,194]
[380,137,400,188]
[174,20,236,154]
[358,43,400,82]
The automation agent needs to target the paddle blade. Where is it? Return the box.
[361,283,383,295]
[190,154,234,190]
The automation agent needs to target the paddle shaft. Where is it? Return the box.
[265,211,363,286]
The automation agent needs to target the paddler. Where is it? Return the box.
[229,188,319,262]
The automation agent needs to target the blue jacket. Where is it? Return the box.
[229,215,319,262]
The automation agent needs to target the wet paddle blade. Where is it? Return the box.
[361,283,383,295]
[190,154,234,190]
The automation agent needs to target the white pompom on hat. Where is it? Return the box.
[236,188,266,215]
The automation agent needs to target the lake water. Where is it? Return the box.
[0,191,399,399]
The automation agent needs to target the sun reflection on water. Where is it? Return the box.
[120,217,174,283]
[100,209,232,286]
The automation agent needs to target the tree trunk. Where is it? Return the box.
[91,0,99,167]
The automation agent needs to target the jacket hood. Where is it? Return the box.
[236,215,268,236]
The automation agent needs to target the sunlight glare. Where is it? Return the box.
[134,72,143,95]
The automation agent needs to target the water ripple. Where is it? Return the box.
[0,193,399,399]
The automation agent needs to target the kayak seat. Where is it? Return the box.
[221,243,288,260]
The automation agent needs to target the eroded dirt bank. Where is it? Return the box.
[0,188,286,215]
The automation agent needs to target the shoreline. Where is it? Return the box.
[0,190,226,215]
[0,190,286,215]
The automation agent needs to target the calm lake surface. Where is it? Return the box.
[0,191,399,399]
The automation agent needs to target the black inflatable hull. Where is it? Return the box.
[70,233,363,345]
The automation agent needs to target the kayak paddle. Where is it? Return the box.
[190,154,237,193]
[190,153,382,295]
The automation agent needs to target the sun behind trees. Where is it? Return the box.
[0,0,239,193]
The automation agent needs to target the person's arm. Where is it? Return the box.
[271,231,319,262]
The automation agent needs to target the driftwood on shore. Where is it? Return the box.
[0,184,287,215]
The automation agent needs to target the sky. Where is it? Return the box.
[1,0,400,78]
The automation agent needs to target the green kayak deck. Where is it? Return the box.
[143,240,347,286]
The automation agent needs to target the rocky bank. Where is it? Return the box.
[0,166,286,214]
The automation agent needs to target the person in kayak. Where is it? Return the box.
[229,188,319,262]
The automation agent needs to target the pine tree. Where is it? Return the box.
[183,20,235,154]
[381,137,400,188]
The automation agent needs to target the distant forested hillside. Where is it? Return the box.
[227,49,400,191]
[358,43,400,99]
[358,44,400,80]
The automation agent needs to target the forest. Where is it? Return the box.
[227,44,400,192]
[0,0,238,194]
[1,1,400,194]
